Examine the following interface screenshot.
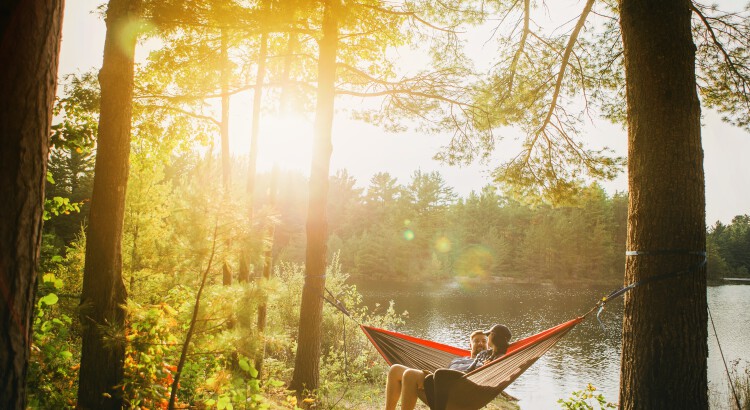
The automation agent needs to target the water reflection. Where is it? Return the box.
[355,280,750,409]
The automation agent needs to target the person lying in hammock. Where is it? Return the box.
[384,324,512,410]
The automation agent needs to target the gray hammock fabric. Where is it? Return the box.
[362,317,584,410]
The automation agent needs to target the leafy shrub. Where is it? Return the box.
[558,384,616,410]
[28,273,79,408]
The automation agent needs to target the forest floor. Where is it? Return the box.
[262,384,520,410]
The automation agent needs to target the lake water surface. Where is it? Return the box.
[355,280,750,409]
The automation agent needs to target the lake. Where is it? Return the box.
[354,280,750,409]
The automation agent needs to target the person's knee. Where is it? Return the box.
[402,369,425,389]
[388,364,407,381]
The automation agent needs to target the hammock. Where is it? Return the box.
[361,317,584,410]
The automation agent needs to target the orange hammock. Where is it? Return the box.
[361,317,584,410]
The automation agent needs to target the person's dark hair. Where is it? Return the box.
[483,324,512,356]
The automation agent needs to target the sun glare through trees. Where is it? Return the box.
[2,0,750,409]
[233,113,314,174]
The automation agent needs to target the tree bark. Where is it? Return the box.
[0,1,64,408]
[220,28,231,193]
[289,0,338,395]
[77,0,141,408]
[619,0,707,408]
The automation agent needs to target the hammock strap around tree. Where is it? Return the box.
[593,250,707,326]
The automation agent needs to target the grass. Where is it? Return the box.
[729,360,750,410]
[262,383,521,410]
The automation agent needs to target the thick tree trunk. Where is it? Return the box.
[289,0,338,395]
[619,1,707,408]
[0,2,63,408]
[77,0,141,408]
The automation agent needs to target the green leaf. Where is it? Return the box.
[204,399,216,406]
[41,321,52,332]
[268,379,285,387]
[60,350,73,360]
[238,358,250,372]
[40,293,59,306]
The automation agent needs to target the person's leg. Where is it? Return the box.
[385,364,408,410]
[400,369,427,410]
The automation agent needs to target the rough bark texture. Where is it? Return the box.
[77,0,141,408]
[289,0,338,395]
[0,1,64,408]
[619,0,707,408]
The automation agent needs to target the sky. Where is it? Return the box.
[58,1,750,225]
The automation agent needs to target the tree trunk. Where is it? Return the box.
[255,166,278,375]
[0,2,63,408]
[220,28,233,286]
[246,32,267,206]
[289,0,338,395]
[619,1,707,408]
[77,0,141,408]
[220,27,231,193]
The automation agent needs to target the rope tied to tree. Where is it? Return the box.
[589,249,741,409]
[320,287,354,407]
[588,249,707,326]
[322,287,354,320]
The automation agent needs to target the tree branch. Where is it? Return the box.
[141,104,220,127]
[506,0,531,96]
[354,2,460,33]
[692,4,750,104]
[534,0,595,138]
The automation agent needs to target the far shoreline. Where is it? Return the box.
[348,273,748,288]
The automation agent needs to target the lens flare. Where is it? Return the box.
[435,236,451,253]
[455,245,494,278]
[117,18,154,58]
[403,229,415,241]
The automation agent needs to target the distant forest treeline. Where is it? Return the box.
[44,150,750,284]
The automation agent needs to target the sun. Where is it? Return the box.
[229,112,314,175]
